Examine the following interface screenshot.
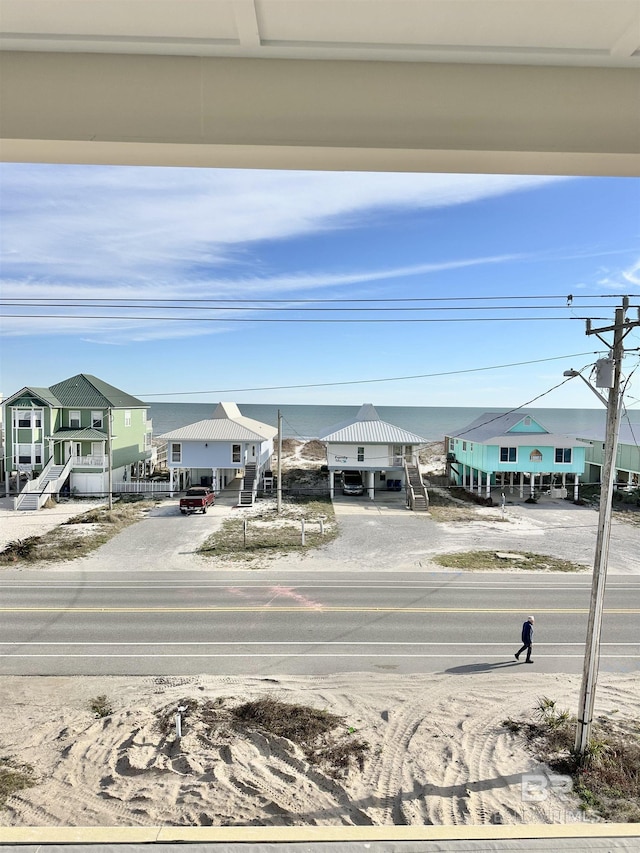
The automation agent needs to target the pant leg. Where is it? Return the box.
[525,643,532,662]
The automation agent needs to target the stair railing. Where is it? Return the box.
[14,455,73,510]
[403,455,430,511]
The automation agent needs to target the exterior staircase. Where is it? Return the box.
[16,492,40,511]
[238,463,257,507]
[405,460,429,512]
[15,459,72,511]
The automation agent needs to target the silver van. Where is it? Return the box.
[342,471,364,496]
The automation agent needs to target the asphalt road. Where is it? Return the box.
[1,571,638,676]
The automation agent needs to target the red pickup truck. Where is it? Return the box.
[179,487,215,514]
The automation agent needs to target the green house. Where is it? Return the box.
[579,424,640,488]
[445,412,589,501]
[3,374,153,508]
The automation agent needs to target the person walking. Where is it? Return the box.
[515,615,535,663]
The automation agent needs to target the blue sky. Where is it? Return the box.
[1,164,639,410]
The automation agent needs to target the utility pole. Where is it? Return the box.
[276,409,282,514]
[572,298,638,756]
[107,407,113,510]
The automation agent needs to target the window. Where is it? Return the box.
[555,448,572,464]
[16,409,42,428]
[462,441,467,451]
[449,439,454,452]
[530,449,543,463]
[171,443,182,463]
[524,416,532,425]
[500,447,517,463]
[17,444,31,464]
[469,443,473,452]
[124,410,131,427]
[145,431,152,450]
[91,411,103,429]
[232,444,241,463]
[357,446,365,462]
[69,411,81,428]
[16,444,42,465]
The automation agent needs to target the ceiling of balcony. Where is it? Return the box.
[1,0,639,68]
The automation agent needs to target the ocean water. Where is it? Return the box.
[147,402,632,442]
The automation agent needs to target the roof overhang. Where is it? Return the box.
[48,428,108,441]
[1,1,638,176]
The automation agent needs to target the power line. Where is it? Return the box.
[0,302,614,312]
[137,350,604,396]
[0,293,630,304]
[0,313,601,323]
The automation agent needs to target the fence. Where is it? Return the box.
[112,481,172,495]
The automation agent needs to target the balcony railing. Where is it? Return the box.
[73,455,106,467]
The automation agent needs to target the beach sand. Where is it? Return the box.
[1,671,637,828]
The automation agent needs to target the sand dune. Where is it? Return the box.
[1,671,637,827]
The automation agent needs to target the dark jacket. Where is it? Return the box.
[522,620,534,644]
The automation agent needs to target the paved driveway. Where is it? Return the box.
[239,494,640,575]
[2,492,638,575]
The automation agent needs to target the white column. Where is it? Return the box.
[329,471,334,500]
[509,471,514,493]
[530,474,536,497]
[477,470,482,496]
[574,475,580,502]
[367,470,374,500]
[169,467,174,497]
[486,474,491,499]
[519,472,524,499]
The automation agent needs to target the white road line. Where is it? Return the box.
[0,577,640,591]
[1,654,639,659]
[0,642,637,647]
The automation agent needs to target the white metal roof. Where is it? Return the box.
[159,403,277,442]
[320,403,426,445]
[577,423,640,445]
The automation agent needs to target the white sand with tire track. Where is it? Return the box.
[0,671,637,828]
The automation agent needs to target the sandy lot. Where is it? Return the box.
[0,446,637,828]
[1,671,637,828]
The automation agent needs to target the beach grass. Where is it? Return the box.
[504,697,640,822]
[0,498,158,565]
[432,550,586,572]
[199,498,337,561]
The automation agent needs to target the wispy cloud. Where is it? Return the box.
[622,259,640,286]
[1,164,563,286]
[595,256,640,290]
[0,253,522,340]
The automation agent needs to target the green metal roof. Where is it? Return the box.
[48,374,146,408]
[4,386,63,407]
[48,428,108,441]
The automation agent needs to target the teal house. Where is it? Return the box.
[445,412,588,502]
[3,374,153,509]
